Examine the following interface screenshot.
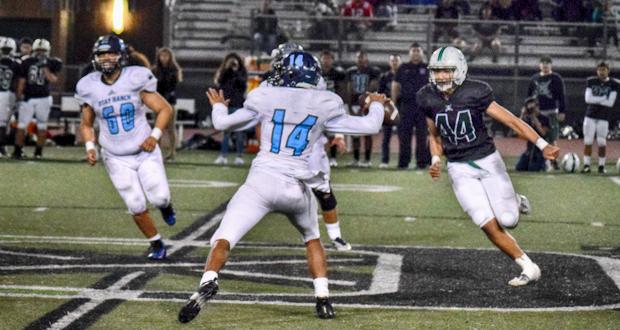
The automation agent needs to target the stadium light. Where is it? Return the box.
[112,0,126,34]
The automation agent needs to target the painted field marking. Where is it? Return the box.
[168,179,237,188]
[609,177,620,186]
[33,207,48,212]
[0,249,82,261]
[331,183,402,192]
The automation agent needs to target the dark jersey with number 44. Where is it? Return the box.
[417,79,496,162]
[20,56,62,100]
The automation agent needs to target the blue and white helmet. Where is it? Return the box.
[276,51,322,89]
[428,46,468,92]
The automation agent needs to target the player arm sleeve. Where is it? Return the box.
[324,102,383,135]
[211,103,258,131]
[599,90,617,107]
[584,87,605,105]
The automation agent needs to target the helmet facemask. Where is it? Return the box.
[429,67,457,93]
[94,52,122,75]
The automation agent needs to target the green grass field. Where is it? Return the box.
[0,146,619,329]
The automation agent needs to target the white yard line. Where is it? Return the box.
[609,177,620,186]
[165,210,225,256]
[45,272,144,330]
[0,249,82,261]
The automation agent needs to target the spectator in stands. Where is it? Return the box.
[470,3,501,63]
[550,0,585,38]
[586,0,619,53]
[152,47,183,162]
[341,0,375,51]
[512,0,542,21]
[307,0,339,50]
[373,0,398,31]
[489,0,513,21]
[516,96,549,171]
[319,50,347,166]
[126,44,151,67]
[528,55,566,171]
[432,0,467,49]
[18,37,32,60]
[346,50,381,167]
[391,42,430,169]
[213,52,248,165]
[378,53,401,168]
[253,0,279,55]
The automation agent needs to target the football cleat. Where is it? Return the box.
[508,263,541,287]
[160,204,176,226]
[517,194,531,215]
[359,161,372,168]
[332,237,352,251]
[581,165,591,173]
[234,157,245,165]
[379,162,389,169]
[329,158,338,167]
[348,160,359,167]
[147,244,167,260]
[315,297,335,319]
[0,146,7,157]
[178,279,219,323]
[214,155,228,165]
[598,165,606,174]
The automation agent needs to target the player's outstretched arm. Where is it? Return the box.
[427,118,443,181]
[206,88,258,131]
[486,101,560,160]
[140,91,174,152]
[324,92,388,135]
[79,105,97,166]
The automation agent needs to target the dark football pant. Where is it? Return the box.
[397,106,430,169]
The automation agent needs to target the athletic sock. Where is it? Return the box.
[148,234,163,249]
[515,254,534,271]
[313,277,329,298]
[598,157,606,167]
[34,146,42,155]
[200,271,218,285]
[583,156,591,166]
[325,222,342,241]
[353,149,360,161]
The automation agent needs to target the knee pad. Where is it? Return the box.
[498,212,519,229]
[312,189,337,211]
[36,123,47,130]
[596,136,607,146]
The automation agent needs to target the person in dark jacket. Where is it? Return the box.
[152,47,183,161]
[516,97,550,171]
[378,53,401,168]
[213,53,248,165]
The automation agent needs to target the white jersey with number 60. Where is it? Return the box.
[75,66,157,156]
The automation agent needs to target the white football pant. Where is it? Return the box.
[0,91,15,127]
[102,146,171,215]
[210,167,321,249]
[583,116,608,146]
[447,150,519,228]
[18,96,52,130]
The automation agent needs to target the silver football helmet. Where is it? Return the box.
[428,46,468,93]
[32,38,51,57]
[0,36,17,58]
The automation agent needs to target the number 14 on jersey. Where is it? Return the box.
[270,109,318,156]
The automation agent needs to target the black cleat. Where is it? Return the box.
[160,204,176,226]
[581,165,590,173]
[178,279,219,323]
[598,165,606,174]
[315,297,335,319]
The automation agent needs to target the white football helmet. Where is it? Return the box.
[428,46,468,92]
[0,36,17,58]
[32,38,51,56]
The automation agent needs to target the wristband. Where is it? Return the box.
[150,127,162,140]
[85,141,96,152]
[431,155,441,165]
[535,137,549,151]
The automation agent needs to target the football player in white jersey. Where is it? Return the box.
[76,35,176,260]
[0,36,20,157]
[178,51,396,323]
[265,43,353,251]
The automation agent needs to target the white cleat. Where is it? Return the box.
[509,263,541,287]
[214,155,228,165]
[359,161,372,168]
[379,162,389,169]
[332,237,352,251]
[329,158,338,167]
[234,157,245,165]
[517,194,531,215]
